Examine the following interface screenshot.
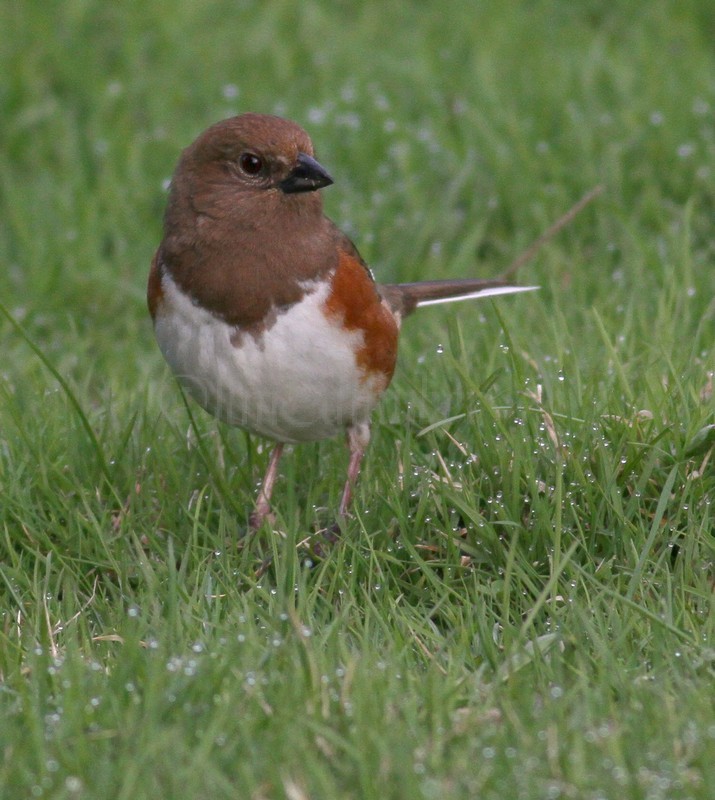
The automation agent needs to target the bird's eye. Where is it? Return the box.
[238,153,263,176]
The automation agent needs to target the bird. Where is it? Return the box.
[148,113,536,531]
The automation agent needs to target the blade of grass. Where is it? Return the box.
[626,464,679,601]
[0,299,110,483]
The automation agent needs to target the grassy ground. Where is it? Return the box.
[1,1,714,798]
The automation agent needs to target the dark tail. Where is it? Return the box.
[380,279,538,317]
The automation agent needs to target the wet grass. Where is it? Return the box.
[1,1,714,798]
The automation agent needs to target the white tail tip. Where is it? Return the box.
[415,285,540,308]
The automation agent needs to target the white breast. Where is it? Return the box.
[153,272,384,443]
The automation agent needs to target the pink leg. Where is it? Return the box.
[338,423,370,517]
[249,443,284,530]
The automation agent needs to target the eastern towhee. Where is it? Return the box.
[148,113,536,529]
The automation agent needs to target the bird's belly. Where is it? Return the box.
[154,274,387,443]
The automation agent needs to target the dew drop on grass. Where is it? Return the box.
[222,83,239,100]
[307,106,328,125]
[335,112,361,130]
[692,97,710,115]
[373,93,389,111]
[340,82,356,103]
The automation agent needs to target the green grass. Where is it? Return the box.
[1,1,714,798]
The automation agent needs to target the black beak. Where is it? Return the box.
[279,152,333,194]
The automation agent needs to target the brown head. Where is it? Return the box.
[152,113,337,329]
[168,113,333,218]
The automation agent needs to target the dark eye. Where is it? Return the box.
[239,152,263,176]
